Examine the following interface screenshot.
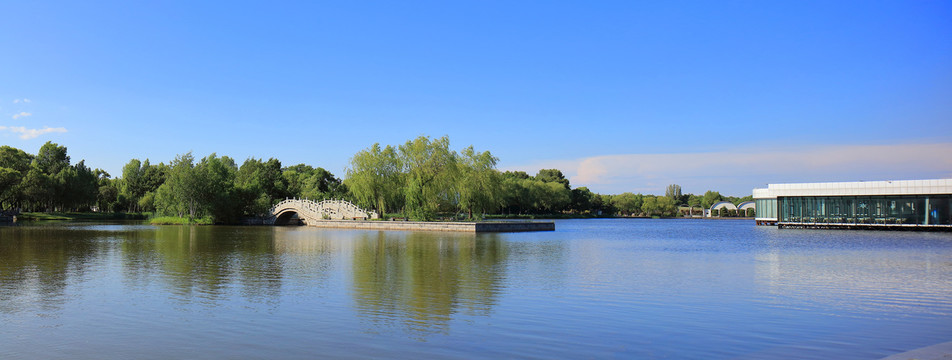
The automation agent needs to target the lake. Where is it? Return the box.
[1,219,950,359]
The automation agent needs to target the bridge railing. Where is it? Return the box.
[270,198,378,221]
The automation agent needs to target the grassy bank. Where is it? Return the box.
[149,216,214,225]
[17,212,149,221]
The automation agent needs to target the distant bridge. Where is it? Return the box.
[269,198,379,225]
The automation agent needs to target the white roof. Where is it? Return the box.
[752,179,952,199]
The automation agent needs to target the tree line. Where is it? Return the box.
[0,138,753,222]
[1,142,346,222]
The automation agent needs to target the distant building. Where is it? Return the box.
[753,179,952,230]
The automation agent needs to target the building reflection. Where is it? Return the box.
[350,231,507,337]
[754,244,952,315]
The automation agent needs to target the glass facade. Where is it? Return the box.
[754,199,777,219]
[779,195,952,226]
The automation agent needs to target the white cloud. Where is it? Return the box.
[1,126,68,140]
[12,99,30,104]
[11,111,31,119]
[505,143,952,195]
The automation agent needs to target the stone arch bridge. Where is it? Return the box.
[269,198,379,225]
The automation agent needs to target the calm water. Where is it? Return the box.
[1,219,951,359]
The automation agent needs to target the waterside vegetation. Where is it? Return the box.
[1,137,753,224]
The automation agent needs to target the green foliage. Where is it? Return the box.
[701,190,724,209]
[497,175,572,215]
[119,159,167,212]
[457,146,501,220]
[1,140,760,222]
[399,136,459,220]
[34,141,69,175]
[283,163,346,201]
[611,192,644,216]
[535,169,570,189]
[687,194,701,207]
[641,195,678,217]
[20,166,53,210]
[345,143,404,215]
[665,184,682,203]
[718,207,730,217]
[152,153,239,223]
[733,195,754,205]
[234,158,287,216]
[570,187,595,214]
[0,167,20,209]
[155,153,198,218]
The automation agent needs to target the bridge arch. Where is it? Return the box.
[710,201,738,211]
[269,198,378,225]
[273,209,305,225]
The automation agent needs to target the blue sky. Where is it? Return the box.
[2,1,950,196]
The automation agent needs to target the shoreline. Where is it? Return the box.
[303,219,555,233]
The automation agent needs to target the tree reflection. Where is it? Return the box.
[351,231,506,337]
[0,224,342,314]
[0,225,109,314]
[143,226,336,305]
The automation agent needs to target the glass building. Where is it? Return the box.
[753,179,952,230]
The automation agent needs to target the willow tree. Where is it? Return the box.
[398,136,458,221]
[345,143,404,216]
[457,146,501,220]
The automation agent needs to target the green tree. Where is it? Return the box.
[283,164,345,201]
[398,136,458,220]
[536,181,570,213]
[611,192,643,216]
[570,187,597,214]
[34,141,69,175]
[734,195,754,205]
[0,146,33,209]
[665,184,682,204]
[346,143,404,216]
[535,169,570,189]
[700,190,724,209]
[120,159,145,211]
[196,154,239,222]
[235,158,288,216]
[58,160,98,211]
[597,194,615,215]
[499,175,531,215]
[457,146,500,219]
[0,167,19,209]
[657,196,678,217]
[20,166,53,211]
[155,153,199,219]
[641,196,659,216]
[119,159,166,212]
